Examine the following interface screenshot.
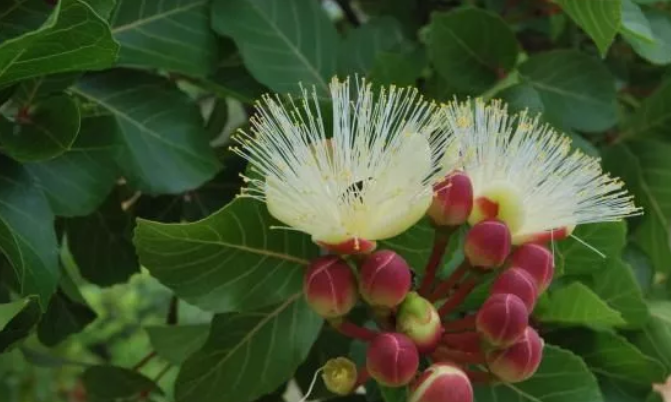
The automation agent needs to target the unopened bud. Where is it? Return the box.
[464,220,511,269]
[490,268,538,312]
[360,250,412,308]
[304,256,357,318]
[397,292,443,353]
[510,244,554,293]
[427,172,473,226]
[318,238,377,255]
[409,363,473,402]
[322,357,358,395]
[487,327,544,383]
[367,333,419,387]
[476,294,528,348]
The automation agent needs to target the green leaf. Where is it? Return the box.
[589,258,649,328]
[427,8,518,94]
[370,49,426,87]
[83,365,159,400]
[621,0,654,42]
[379,385,408,402]
[66,190,139,287]
[473,345,603,402]
[0,0,119,87]
[623,10,671,65]
[0,94,80,162]
[37,288,96,347]
[211,0,339,95]
[379,218,433,273]
[622,79,671,140]
[134,198,318,313]
[74,70,220,194]
[536,282,626,327]
[206,60,268,104]
[146,324,209,364]
[555,222,626,276]
[553,329,666,385]
[0,297,40,353]
[555,0,621,57]
[0,157,58,307]
[598,376,652,402]
[518,50,618,132]
[25,115,120,217]
[631,301,671,371]
[111,0,217,76]
[0,1,52,41]
[175,294,323,402]
[498,82,545,115]
[12,73,81,106]
[84,0,116,20]
[339,17,409,75]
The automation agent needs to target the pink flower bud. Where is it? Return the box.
[476,294,528,348]
[367,333,419,387]
[490,267,538,312]
[360,250,412,308]
[409,363,473,402]
[318,238,377,255]
[397,292,443,353]
[510,244,554,293]
[427,172,473,226]
[304,256,357,318]
[464,220,511,269]
[487,327,544,383]
[322,357,358,395]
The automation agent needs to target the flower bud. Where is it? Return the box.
[476,294,528,348]
[490,267,538,312]
[512,226,574,246]
[318,237,377,255]
[487,327,544,383]
[304,256,357,318]
[464,220,511,269]
[397,292,443,353]
[360,250,412,308]
[409,363,473,402]
[322,357,358,395]
[510,244,554,293]
[427,172,473,226]
[367,333,419,387]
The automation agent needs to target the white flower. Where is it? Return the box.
[444,99,641,245]
[231,77,456,248]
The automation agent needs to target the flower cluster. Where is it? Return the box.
[232,77,641,400]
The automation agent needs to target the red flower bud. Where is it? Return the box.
[397,292,443,353]
[360,250,412,308]
[367,333,420,387]
[490,268,538,312]
[487,327,544,383]
[409,363,473,402]
[476,294,528,348]
[510,244,554,293]
[464,220,511,269]
[318,238,377,255]
[304,256,357,318]
[427,172,473,226]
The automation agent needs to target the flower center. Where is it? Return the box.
[468,181,525,234]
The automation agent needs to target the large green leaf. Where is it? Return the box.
[0,94,80,162]
[427,8,518,94]
[0,1,51,41]
[74,70,220,194]
[555,0,621,57]
[379,219,433,272]
[0,297,41,353]
[555,222,626,276]
[0,158,58,307]
[536,282,626,327]
[623,10,671,65]
[621,79,671,140]
[146,324,209,364]
[25,116,120,217]
[83,366,159,400]
[370,48,426,87]
[134,198,318,313]
[632,301,671,371]
[473,345,603,402]
[0,0,119,87]
[175,294,322,402]
[518,50,618,132]
[621,0,654,42]
[211,0,339,95]
[339,17,409,75]
[589,258,649,328]
[111,0,217,76]
[37,288,96,347]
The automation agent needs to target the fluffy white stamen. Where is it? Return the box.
[445,99,641,243]
[231,77,457,244]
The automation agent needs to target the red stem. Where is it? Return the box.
[428,261,470,302]
[432,348,485,365]
[419,232,449,297]
[438,278,479,317]
[132,351,157,371]
[442,315,476,333]
[465,370,494,384]
[337,321,379,342]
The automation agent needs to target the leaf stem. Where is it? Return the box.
[419,231,450,297]
[132,351,157,371]
[442,315,476,333]
[334,321,379,342]
[431,347,484,365]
